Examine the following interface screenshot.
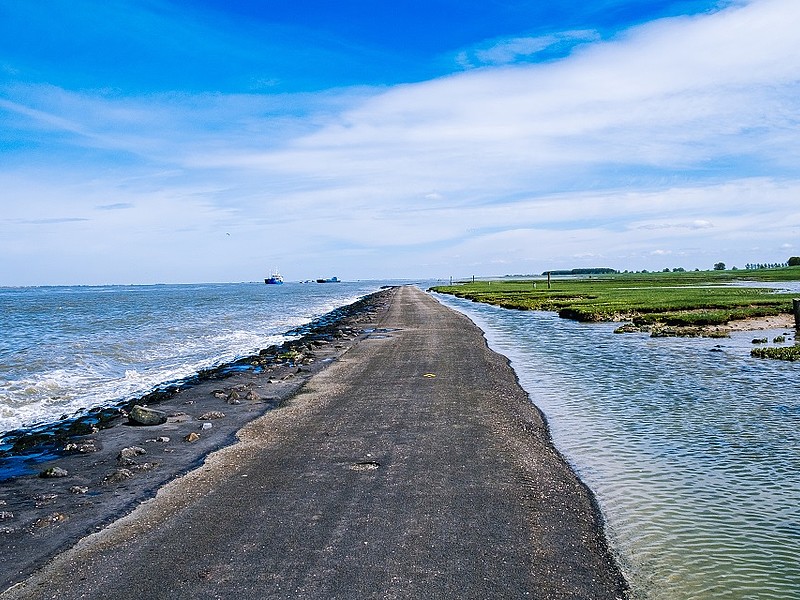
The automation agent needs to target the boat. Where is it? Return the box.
[315,276,340,283]
[265,270,284,285]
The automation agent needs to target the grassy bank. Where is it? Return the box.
[431,267,800,332]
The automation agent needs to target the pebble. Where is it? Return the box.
[39,467,69,478]
[198,411,225,420]
[64,440,98,453]
[184,432,201,443]
[70,486,89,494]
[201,422,213,430]
[32,513,67,529]
[118,446,147,466]
[104,469,134,484]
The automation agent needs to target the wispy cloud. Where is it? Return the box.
[17,217,90,224]
[96,203,134,211]
[455,30,600,68]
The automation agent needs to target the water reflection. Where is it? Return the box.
[436,294,800,599]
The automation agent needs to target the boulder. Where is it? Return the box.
[128,405,168,426]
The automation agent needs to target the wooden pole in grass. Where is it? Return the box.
[793,298,800,329]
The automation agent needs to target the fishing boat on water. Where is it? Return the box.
[264,270,284,285]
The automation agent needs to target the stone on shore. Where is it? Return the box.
[128,405,168,426]
[198,411,225,420]
[117,446,147,465]
[39,467,69,478]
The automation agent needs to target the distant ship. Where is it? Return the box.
[316,276,340,283]
[265,270,284,285]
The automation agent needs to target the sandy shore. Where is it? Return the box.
[724,313,796,331]
[2,287,628,599]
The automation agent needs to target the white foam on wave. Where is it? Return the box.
[0,281,385,434]
[0,331,294,433]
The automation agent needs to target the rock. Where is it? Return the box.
[227,391,240,402]
[69,486,89,494]
[104,468,134,484]
[198,411,225,420]
[245,390,259,401]
[32,513,68,529]
[0,511,13,520]
[64,440,98,453]
[34,494,59,507]
[118,446,147,465]
[213,390,227,399]
[201,422,212,431]
[128,405,168,426]
[156,436,170,443]
[40,467,69,478]
[184,432,201,443]
[129,462,158,473]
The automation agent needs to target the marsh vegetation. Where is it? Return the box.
[431,267,800,337]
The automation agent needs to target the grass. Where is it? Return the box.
[431,267,800,330]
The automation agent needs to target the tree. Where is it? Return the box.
[714,262,726,271]
[788,256,800,266]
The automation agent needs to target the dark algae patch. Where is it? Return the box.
[751,345,800,361]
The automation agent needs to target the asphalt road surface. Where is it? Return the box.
[4,286,627,599]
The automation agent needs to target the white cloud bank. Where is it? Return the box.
[2,0,799,284]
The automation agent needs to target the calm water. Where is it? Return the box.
[436,293,800,600]
[0,281,396,434]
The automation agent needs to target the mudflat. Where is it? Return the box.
[3,286,627,599]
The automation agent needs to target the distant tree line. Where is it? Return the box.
[542,268,618,276]
[745,262,790,269]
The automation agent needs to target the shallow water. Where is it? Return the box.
[0,281,395,433]
[436,293,800,600]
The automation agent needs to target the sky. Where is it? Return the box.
[1,0,799,285]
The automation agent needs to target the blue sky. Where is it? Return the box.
[2,0,799,284]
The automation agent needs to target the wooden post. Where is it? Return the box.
[793,298,800,330]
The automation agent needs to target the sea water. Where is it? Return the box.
[0,281,398,435]
[437,293,800,600]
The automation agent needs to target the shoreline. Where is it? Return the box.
[0,290,394,591]
[2,286,628,598]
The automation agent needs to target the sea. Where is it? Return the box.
[2,281,798,598]
[0,281,404,435]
